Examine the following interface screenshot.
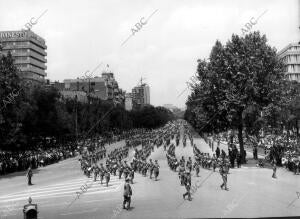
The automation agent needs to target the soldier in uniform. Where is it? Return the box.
[149,159,154,179]
[216,147,220,159]
[93,164,99,182]
[142,160,148,177]
[105,169,110,187]
[118,162,124,179]
[99,163,105,184]
[123,178,132,210]
[178,164,185,185]
[183,171,192,201]
[26,166,33,186]
[212,154,217,172]
[180,156,185,168]
[123,161,130,179]
[112,159,117,176]
[193,161,200,177]
[220,162,229,191]
[153,160,160,181]
[176,136,180,146]
[186,157,192,173]
[129,168,134,184]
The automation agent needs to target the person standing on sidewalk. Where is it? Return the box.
[272,160,277,179]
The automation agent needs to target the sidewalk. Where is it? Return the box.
[210,139,266,159]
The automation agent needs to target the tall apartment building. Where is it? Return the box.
[0,30,47,82]
[132,83,150,109]
[125,93,133,111]
[278,43,300,82]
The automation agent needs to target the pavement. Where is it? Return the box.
[0,137,300,219]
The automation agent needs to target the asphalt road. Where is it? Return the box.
[0,137,300,219]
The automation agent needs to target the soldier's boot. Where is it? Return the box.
[127,199,131,210]
[188,192,192,201]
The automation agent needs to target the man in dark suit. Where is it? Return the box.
[123,178,132,210]
[26,166,33,185]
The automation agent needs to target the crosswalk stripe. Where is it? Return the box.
[6,179,121,195]
[2,177,122,195]
[39,176,121,187]
[0,182,122,200]
[0,176,123,203]
[0,185,121,202]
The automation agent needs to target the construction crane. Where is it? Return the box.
[138,77,147,86]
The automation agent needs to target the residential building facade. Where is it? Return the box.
[278,42,300,82]
[54,71,125,104]
[125,93,133,111]
[132,83,150,109]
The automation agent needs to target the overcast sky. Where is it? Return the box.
[0,0,299,108]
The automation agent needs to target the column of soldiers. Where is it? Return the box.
[77,120,195,208]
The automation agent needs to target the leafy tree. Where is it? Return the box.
[186,32,285,163]
[0,52,24,150]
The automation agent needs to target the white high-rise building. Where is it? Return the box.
[277,0,300,82]
[125,93,133,111]
[132,83,150,109]
[278,43,300,82]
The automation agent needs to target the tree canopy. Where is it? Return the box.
[185,31,287,162]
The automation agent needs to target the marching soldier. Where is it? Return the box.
[105,170,110,187]
[142,160,148,177]
[180,156,185,168]
[118,162,123,179]
[93,164,99,182]
[186,157,192,173]
[129,168,134,184]
[99,163,105,184]
[154,160,160,181]
[179,164,185,185]
[220,162,229,191]
[123,161,130,179]
[183,171,192,201]
[26,166,33,186]
[193,161,200,177]
[149,159,154,179]
[112,159,117,176]
[123,178,132,210]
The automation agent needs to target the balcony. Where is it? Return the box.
[14,57,47,70]
[28,43,47,56]
[19,65,46,77]
[29,51,47,63]
[5,43,47,56]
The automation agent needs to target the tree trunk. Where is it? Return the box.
[238,112,245,164]
[238,124,245,163]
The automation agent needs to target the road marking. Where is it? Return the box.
[1,180,121,197]
[60,207,99,216]
[0,176,122,203]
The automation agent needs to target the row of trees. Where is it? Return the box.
[0,52,174,151]
[184,32,300,163]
